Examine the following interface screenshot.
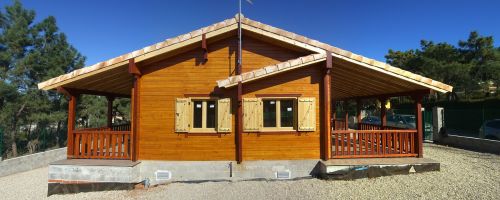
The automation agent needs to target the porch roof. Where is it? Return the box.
[216,53,452,100]
[38,14,452,97]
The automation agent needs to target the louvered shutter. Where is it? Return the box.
[243,98,262,131]
[297,97,316,131]
[175,98,190,132]
[217,98,232,132]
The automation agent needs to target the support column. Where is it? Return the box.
[414,95,424,158]
[322,51,332,160]
[380,98,387,130]
[129,58,141,162]
[344,101,349,130]
[356,99,362,130]
[106,96,115,129]
[67,94,77,159]
[237,81,243,163]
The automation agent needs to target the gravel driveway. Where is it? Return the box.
[1,143,499,200]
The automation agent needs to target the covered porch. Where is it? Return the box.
[54,59,141,161]
[322,51,449,160]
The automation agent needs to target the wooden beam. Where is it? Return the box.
[414,94,424,158]
[128,58,141,76]
[202,33,208,63]
[322,51,332,160]
[59,87,130,98]
[66,94,78,159]
[106,96,115,128]
[380,98,387,129]
[335,89,431,101]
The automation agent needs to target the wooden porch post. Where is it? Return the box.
[322,51,332,160]
[344,101,348,130]
[129,58,141,162]
[67,94,77,159]
[106,96,115,129]
[237,81,243,163]
[380,98,387,130]
[414,94,424,158]
[356,99,362,130]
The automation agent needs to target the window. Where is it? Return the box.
[175,98,231,133]
[262,99,296,130]
[243,97,316,132]
[192,99,216,131]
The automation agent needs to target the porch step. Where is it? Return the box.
[318,157,440,180]
[48,159,141,195]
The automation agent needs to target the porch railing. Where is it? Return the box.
[331,129,418,158]
[334,119,347,130]
[358,122,407,130]
[70,124,132,159]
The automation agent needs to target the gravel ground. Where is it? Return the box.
[1,143,499,200]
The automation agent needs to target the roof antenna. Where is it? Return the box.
[238,0,253,75]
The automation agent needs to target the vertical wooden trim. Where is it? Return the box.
[343,101,349,130]
[106,96,115,128]
[67,94,77,159]
[380,98,387,130]
[236,81,243,163]
[202,33,208,62]
[414,95,423,158]
[322,52,332,160]
[356,99,361,130]
[129,58,141,162]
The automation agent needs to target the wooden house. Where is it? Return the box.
[39,15,452,187]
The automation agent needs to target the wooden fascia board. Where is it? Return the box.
[38,23,238,91]
[134,24,237,64]
[241,24,324,54]
[241,24,451,93]
[329,53,451,94]
[39,60,128,91]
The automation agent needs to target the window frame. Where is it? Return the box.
[190,97,218,133]
[261,97,297,132]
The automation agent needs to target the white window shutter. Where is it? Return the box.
[217,98,232,132]
[243,98,262,131]
[175,98,190,132]
[298,97,316,131]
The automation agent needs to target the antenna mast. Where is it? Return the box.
[238,0,242,75]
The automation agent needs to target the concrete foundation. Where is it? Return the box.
[139,159,320,185]
[318,157,440,180]
[47,157,441,195]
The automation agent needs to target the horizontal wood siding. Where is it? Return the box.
[242,63,322,160]
[138,33,307,160]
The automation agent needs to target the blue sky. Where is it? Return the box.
[2,0,499,66]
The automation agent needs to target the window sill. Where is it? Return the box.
[177,132,230,137]
[244,131,305,135]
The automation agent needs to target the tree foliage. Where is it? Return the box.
[386,31,500,100]
[0,1,87,157]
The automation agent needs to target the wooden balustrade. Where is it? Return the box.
[334,119,347,130]
[331,129,417,158]
[358,122,408,130]
[71,127,132,159]
[111,124,131,131]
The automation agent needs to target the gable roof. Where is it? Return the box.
[38,14,452,94]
